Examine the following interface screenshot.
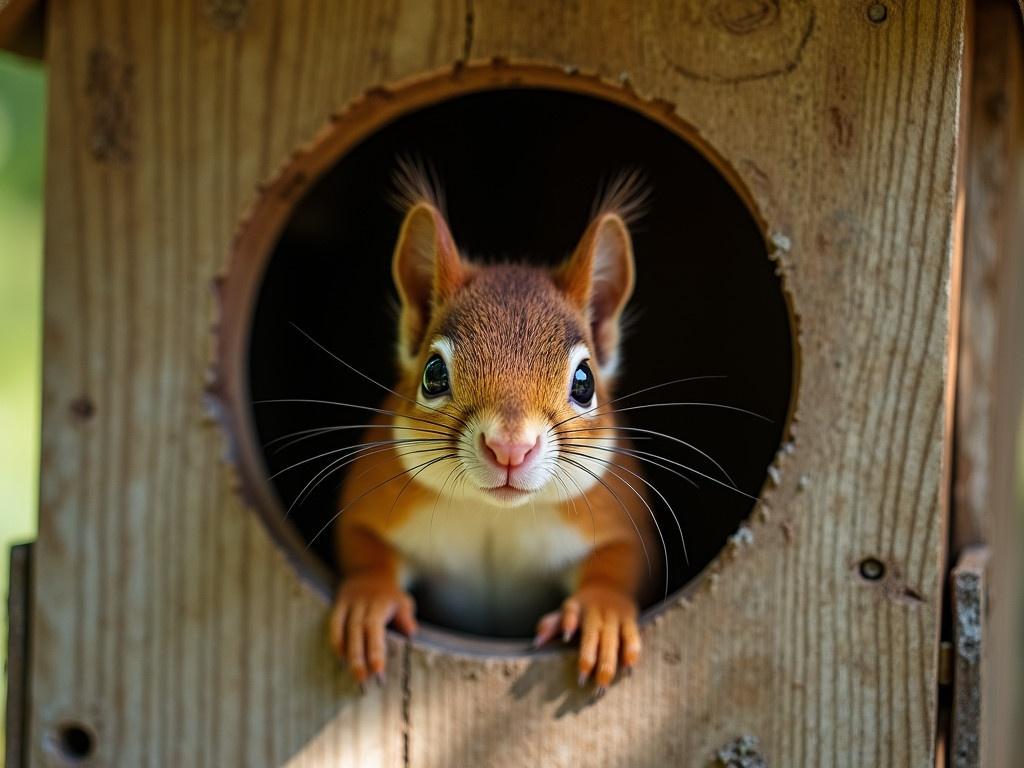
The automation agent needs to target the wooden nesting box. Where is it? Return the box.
[5,1,1024,766]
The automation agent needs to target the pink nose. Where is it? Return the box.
[483,434,540,469]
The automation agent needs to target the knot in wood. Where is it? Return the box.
[710,0,780,35]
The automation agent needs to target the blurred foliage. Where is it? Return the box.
[0,51,44,761]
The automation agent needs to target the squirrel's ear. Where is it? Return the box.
[392,202,467,362]
[555,212,635,375]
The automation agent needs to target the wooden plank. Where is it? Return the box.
[27,1,966,766]
[955,0,1024,551]
[949,545,988,768]
[30,1,462,766]
[953,0,1024,764]
[6,543,31,768]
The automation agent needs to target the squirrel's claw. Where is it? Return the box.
[534,589,642,697]
[532,610,563,647]
[329,578,417,691]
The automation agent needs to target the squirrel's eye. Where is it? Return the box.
[422,354,450,398]
[570,361,595,406]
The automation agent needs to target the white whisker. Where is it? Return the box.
[556,425,737,488]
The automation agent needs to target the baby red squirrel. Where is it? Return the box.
[328,173,655,694]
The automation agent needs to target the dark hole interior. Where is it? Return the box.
[248,88,793,639]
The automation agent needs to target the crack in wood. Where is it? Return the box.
[463,0,475,61]
[401,640,412,768]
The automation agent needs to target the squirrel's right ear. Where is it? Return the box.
[555,212,636,377]
[392,203,467,363]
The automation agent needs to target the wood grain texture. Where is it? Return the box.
[28,1,965,766]
[954,1,1024,764]
[32,2,461,765]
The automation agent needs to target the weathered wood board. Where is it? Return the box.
[952,1,1024,764]
[28,1,966,766]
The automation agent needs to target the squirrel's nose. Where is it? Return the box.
[482,433,541,469]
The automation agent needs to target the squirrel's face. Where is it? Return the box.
[388,199,635,508]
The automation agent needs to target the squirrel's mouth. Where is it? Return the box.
[482,483,533,505]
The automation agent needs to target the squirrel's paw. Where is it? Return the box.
[328,576,417,689]
[533,585,641,695]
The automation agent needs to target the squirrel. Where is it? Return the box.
[328,171,656,695]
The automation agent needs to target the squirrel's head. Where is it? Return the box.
[389,194,636,508]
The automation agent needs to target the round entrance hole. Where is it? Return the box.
[217,66,796,649]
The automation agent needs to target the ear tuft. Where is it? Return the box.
[591,168,650,227]
[391,156,446,215]
[555,212,636,375]
[392,201,466,364]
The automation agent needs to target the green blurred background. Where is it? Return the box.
[0,51,44,759]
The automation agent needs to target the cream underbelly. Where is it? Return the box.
[387,497,593,636]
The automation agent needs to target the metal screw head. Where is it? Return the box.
[867,3,888,23]
[859,557,886,580]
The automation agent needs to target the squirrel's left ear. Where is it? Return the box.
[392,202,468,365]
[555,212,636,376]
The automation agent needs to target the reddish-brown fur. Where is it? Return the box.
[329,177,654,694]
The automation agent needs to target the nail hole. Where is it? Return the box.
[859,557,885,581]
[54,721,95,762]
[866,3,888,24]
[69,396,96,421]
